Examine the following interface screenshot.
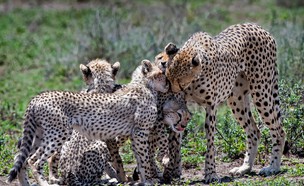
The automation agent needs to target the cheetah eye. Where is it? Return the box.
[192,57,199,67]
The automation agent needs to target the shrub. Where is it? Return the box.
[279,81,304,156]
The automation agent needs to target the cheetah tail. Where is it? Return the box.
[7,105,37,183]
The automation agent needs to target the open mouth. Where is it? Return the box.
[176,126,185,132]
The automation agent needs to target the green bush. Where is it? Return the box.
[279,81,304,156]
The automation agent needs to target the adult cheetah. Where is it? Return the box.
[164,23,285,183]
[7,59,174,185]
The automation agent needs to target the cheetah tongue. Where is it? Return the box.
[176,126,185,131]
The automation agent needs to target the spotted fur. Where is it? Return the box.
[53,60,191,185]
[164,23,285,183]
[8,59,173,186]
[10,59,121,186]
[49,59,122,185]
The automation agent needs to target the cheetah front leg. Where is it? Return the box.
[163,130,182,183]
[204,106,219,183]
[148,125,165,179]
[131,127,158,184]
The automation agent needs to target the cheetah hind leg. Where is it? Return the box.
[253,78,285,176]
[28,129,65,186]
[48,151,65,185]
[227,73,261,176]
[28,148,60,186]
[105,139,127,182]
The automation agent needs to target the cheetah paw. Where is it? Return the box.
[229,164,251,176]
[49,177,64,185]
[134,178,159,186]
[205,173,219,184]
[259,166,280,176]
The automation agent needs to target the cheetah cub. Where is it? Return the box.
[7,59,183,186]
[13,59,121,186]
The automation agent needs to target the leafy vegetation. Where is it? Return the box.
[0,0,303,185]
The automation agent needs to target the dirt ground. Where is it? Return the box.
[1,157,303,186]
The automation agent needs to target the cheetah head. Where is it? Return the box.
[141,59,169,93]
[165,41,208,93]
[154,43,178,73]
[80,59,120,93]
[162,95,191,132]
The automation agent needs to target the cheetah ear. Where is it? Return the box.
[112,62,120,76]
[165,43,179,58]
[141,59,153,75]
[80,64,92,78]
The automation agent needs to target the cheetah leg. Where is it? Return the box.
[105,139,127,182]
[104,161,118,179]
[28,129,66,186]
[148,124,163,179]
[28,146,54,186]
[163,130,183,183]
[204,106,219,183]
[48,151,64,184]
[131,127,157,184]
[252,78,285,176]
[227,74,260,176]
[154,124,169,165]
[132,126,163,181]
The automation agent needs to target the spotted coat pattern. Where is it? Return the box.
[54,60,191,185]
[47,59,122,185]
[8,59,172,186]
[164,23,285,183]
[12,59,121,186]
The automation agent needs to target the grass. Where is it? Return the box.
[0,0,303,185]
